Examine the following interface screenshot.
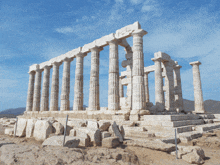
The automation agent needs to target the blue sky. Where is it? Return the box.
[0,0,220,111]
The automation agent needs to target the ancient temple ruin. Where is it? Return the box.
[24,22,206,120]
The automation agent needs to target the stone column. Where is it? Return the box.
[144,72,150,103]
[131,29,147,113]
[50,62,61,111]
[152,57,165,111]
[60,58,72,111]
[32,66,42,111]
[163,61,175,111]
[108,40,120,111]
[88,47,101,111]
[26,71,35,111]
[73,53,85,111]
[40,66,51,111]
[119,77,124,97]
[173,63,184,112]
[190,61,205,113]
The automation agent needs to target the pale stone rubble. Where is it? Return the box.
[2,22,218,164]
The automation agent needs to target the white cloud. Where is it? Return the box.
[115,0,123,3]
[141,5,154,12]
[55,27,74,34]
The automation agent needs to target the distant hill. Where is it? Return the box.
[0,105,88,116]
[183,99,220,114]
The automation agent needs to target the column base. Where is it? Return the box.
[192,110,206,114]
[129,114,140,121]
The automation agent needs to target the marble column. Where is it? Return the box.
[173,64,184,112]
[152,57,165,110]
[32,66,42,111]
[50,62,61,111]
[190,61,205,113]
[144,72,150,103]
[40,66,51,111]
[119,77,124,97]
[60,58,72,111]
[73,53,85,111]
[26,71,35,111]
[108,40,120,111]
[88,47,101,111]
[163,62,175,111]
[131,29,147,113]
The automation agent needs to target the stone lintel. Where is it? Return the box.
[144,65,155,73]
[190,61,201,66]
[29,64,40,73]
[154,51,171,61]
[174,65,182,69]
[115,21,141,39]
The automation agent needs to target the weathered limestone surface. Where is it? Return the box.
[144,72,150,103]
[32,66,42,111]
[26,119,37,138]
[163,60,175,111]
[108,40,120,111]
[26,71,35,111]
[42,136,80,148]
[15,118,27,137]
[102,137,120,148]
[60,58,72,111]
[5,128,14,135]
[52,122,64,135]
[174,62,184,112]
[33,120,52,141]
[40,66,51,111]
[88,47,101,111]
[50,62,61,111]
[190,61,205,113]
[73,53,85,111]
[131,29,147,114]
[152,55,164,111]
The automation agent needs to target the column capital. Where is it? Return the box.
[63,57,74,62]
[132,29,148,37]
[190,61,201,66]
[144,71,150,75]
[151,57,162,62]
[28,70,36,74]
[42,65,52,70]
[90,46,103,52]
[174,65,182,69]
[107,39,119,45]
[52,61,62,66]
[76,52,87,58]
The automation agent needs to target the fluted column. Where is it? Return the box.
[60,58,72,111]
[88,47,101,111]
[190,61,205,113]
[40,66,51,111]
[131,29,147,113]
[73,53,85,111]
[119,77,124,97]
[32,66,42,111]
[152,57,165,110]
[50,62,61,111]
[108,40,120,111]
[174,64,184,112]
[144,72,150,103]
[163,62,175,111]
[26,71,35,111]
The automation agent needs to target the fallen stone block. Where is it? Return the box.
[112,122,123,142]
[178,146,205,159]
[98,121,111,131]
[102,131,111,139]
[5,128,14,136]
[139,110,150,116]
[42,136,80,148]
[15,118,27,137]
[160,137,180,144]
[67,120,87,128]
[126,139,176,152]
[182,151,204,164]
[52,122,64,135]
[26,119,37,138]
[102,137,120,148]
[87,120,99,129]
[69,129,76,136]
[33,120,53,141]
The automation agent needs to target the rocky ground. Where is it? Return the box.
[0,123,220,165]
